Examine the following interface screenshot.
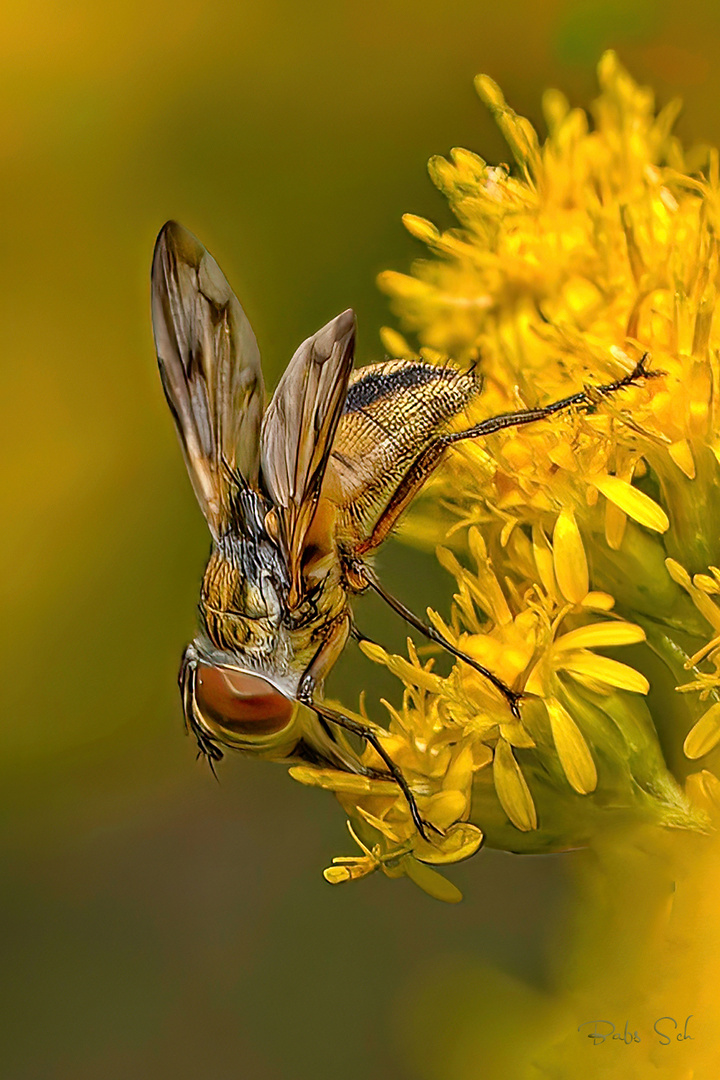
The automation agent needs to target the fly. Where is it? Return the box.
[151,220,656,838]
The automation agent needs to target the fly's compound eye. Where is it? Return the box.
[194,665,294,737]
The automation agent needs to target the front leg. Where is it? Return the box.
[297,612,352,705]
[296,612,436,840]
[313,702,438,841]
[349,560,523,718]
[178,645,224,774]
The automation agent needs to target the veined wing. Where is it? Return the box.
[260,310,355,605]
[151,221,265,538]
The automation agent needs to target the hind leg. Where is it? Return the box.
[345,353,656,710]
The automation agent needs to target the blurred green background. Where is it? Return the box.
[2,1,720,1076]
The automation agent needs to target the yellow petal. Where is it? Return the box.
[414,822,484,865]
[499,722,535,748]
[604,500,628,551]
[693,593,720,633]
[501,439,534,470]
[424,790,467,829]
[324,862,376,884]
[686,769,720,810]
[590,474,669,533]
[323,866,352,884]
[684,702,720,759]
[358,640,389,665]
[547,439,577,472]
[693,573,720,595]
[376,269,434,300]
[493,738,538,831]
[387,656,445,693]
[475,73,505,110]
[552,508,588,603]
[500,517,517,548]
[468,528,513,624]
[402,213,440,244]
[403,857,463,903]
[666,557,692,588]
[581,592,615,611]
[532,524,557,596]
[472,743,494,769]
[355,806,404,842]
[561,653,649,693]
[668,438,696,479]
[360,640,445,693]
[444,745,474,792]
[554,621,645,651]
[665,560,720,631]
[524,659,546,696]
[545,697,597,794]
[542,86,569,130]
[379,326,414,359]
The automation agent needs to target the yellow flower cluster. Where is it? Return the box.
[293,52,720,899]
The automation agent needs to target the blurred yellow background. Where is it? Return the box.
[3,1,720,1076]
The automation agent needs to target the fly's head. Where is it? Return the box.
[181,487,305,763]
[179,640,305,767]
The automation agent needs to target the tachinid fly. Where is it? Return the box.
[151,220,655,837]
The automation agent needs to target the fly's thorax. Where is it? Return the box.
[200,489,291,654]
[200,558,281,666]
[209,546,286,610]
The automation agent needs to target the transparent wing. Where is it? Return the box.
[260,309,355,601]
[151,221,265,537]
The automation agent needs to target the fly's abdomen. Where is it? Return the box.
[324,360,479,551]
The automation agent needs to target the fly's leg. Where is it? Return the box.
[355,352,657,559]
[296,613,352,704]
[178,647,224,776]
[442,352,658,447]
[355,562,523,718]
[349,622,379,647]
[313,701,439,841]
[345,353,658,714]
[297,622,437,840]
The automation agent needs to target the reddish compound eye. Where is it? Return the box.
[195,665,294,736]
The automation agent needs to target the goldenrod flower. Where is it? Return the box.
[294,52,720,900]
